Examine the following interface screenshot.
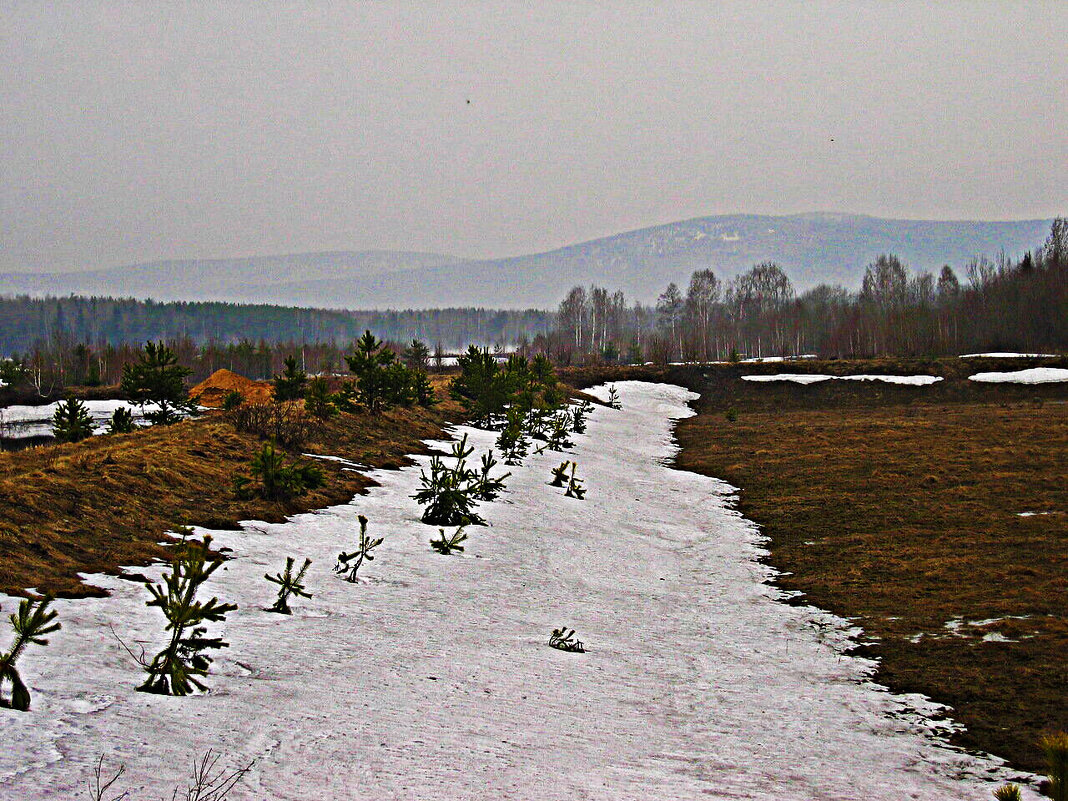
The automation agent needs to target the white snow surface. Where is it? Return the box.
[968,368,1068,384]
[959,353,1057,359]
[743,374,942,386]
[0,400,162,439]
[0,382,1035,800]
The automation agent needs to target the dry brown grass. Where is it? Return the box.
[0,394,462,599]
[562,359,1067,772]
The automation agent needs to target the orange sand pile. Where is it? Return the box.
[189,369,274,407]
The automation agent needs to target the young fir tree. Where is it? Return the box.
[430,527,468,555]
[335,515,384,582]
[120,341,197,425]
[411,434,486,526]
[0,597,60,711]
[402,339,431,371]
[303,376,338,420]
[471,450,510,501]
[138,535,237,696]
[265,557,313,614]
[51,396,96,443]
[106,406,135,434]
[234,441,324,501]
[272,356,308,402]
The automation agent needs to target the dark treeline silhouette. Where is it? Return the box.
[0,298,552,394]
[0,296,551,355]
[547,219,1067,364]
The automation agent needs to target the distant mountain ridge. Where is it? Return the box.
[0,213,1053,309]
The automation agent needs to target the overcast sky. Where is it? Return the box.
[2,1,1066,273]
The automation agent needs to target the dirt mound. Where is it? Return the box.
[190,369,273,407]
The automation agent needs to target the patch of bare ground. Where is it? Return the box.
[562,358,1067,773]
[0,384,463,599]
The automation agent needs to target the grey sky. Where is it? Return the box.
[2,1,1066,273]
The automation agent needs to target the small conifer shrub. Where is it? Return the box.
[335,515,383,582]
[725,407,738,423]
[234,441,325,501]
[107,406,135,434]
[272,356,308,402]
[606,386,622,409]
[137,534,237,696]
[548,626,585,653]
[0,597,60,711]
[265,557,313,614]
[472,450,510,501]
[544,411,574,451]
[221,390,244,411]
[51,396,96,443]
[570,400,593,434]
[549,461,572,487]
[496,406,530,465]
[564,463,586,500]
[430,527,468,555]
[303,377,338,420]
[411,434,487,526]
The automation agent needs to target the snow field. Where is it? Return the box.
[0,382,1038,799]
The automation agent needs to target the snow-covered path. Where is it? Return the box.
[1,382,1029,799]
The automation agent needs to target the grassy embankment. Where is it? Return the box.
[562,357,1067,774]
[0,377,463,599]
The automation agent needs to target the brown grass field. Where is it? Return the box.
[0,380,463,599]
[563,358,1067,773]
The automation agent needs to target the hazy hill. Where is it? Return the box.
[0,214,1052,309]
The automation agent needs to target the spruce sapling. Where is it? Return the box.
[138,534,237,696]
[548,626,585,653]
[430,527,468,555]
[549,461,572,487]
[0,597,60,711]
[265,557,313,614]
[335,515,384,582]
[564,463,586,499]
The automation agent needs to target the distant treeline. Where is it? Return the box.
[548,219,1067,363]
[0,296,551,355]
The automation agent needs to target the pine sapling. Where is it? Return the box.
[549,461,572,487]
[570,400,593,434]
[0,597,60,711]
[564,463,586,500]
[137,534,237,696]
[335,515,384,582]
[607,385,622,409]
[430,527,468,555]
[544,411,574,451]
[411,433,487,526]
[993,785,1022,801]
[472,450,510,501]
[496,407,530,465]
[548,626,585,653]
[1043,731,1068,801]
[265,557,313,614]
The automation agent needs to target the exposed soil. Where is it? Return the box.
[0,379,463,599]
[562,358,1067,773]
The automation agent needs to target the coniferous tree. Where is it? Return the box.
[0,597,60,711]
[272,356,307,402]
[265,557,313,614]
[304,377,338,420]
[345,331,415,413]
[430,527,468,555]
[51,396,96,443]
[402,339,431,370]
[107,406,135,435]
[138,535,236,696]
[121,341,197,425]
[548,626,585,653]
[335,515,383,582]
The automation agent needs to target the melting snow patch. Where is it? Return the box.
[959,353,1057,358]
[743,374,833,384]
[0,382,1039,799]
[969,368,1068,384]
